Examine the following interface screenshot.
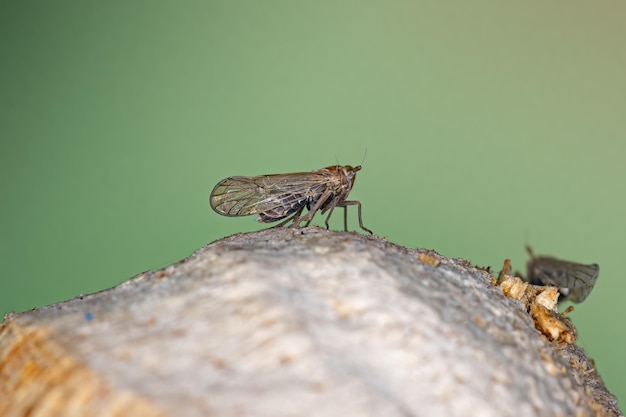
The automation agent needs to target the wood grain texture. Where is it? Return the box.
[0,227,621,416]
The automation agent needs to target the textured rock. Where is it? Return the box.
[0,227,621,416]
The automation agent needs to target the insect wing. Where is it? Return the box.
[528,257,599,303]
[558,262,599,303]
[210,171,332,220]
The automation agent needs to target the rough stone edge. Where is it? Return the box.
[0,227,621,416]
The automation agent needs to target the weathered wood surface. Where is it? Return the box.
[0,227,621,416]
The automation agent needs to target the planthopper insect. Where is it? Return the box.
[525,245,599,303]
[209,165,372,234]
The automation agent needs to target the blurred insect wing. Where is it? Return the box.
[527,257,599,303]
[558,263,599,303]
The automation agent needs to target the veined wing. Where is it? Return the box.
[210,170,337,218]
[528,257,599,303]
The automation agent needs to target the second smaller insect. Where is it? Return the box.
[525,246,599,303]
[210,164,372,234]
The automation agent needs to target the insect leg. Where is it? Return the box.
[304,213,316,227]
[290,189,333,228]
[337,200,373,234]
[322,198,340,230]
[323,203,347,231]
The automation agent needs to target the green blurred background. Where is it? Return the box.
[1,0,624,405]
